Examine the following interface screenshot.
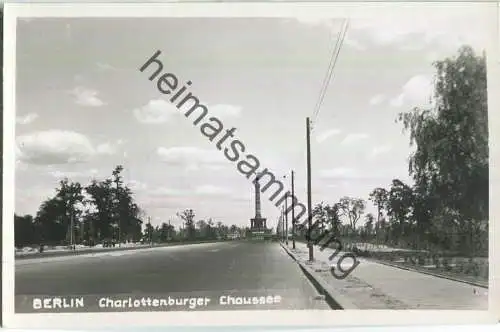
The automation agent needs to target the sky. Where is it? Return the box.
[14,7,492,230]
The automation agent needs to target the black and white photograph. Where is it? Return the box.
[3,2,499,328]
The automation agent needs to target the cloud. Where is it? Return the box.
[209,104,242,118]
[133,99,180,124]
[70,87,105,107]
[195,185,232,196]
[292,17,365,50]
[390,75,433,108]
[369,145,392,157]
[16,113,39,125]
[369,94,386,106]
[157,146,227,170]
[294,8,490,54]
[96,142,117,155]
[316,129,342,143]
[16,130,96,165]
[347,8,489,52]
[319,167,358,179]
[96,62,118,71]
[341,133,369,145]
[49,168,99,179]
[343,33,366,51]
[389,94,405,108]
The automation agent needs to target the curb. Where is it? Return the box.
[295,240,488,289]
[15,245,155,260]
[369,258,488,289]
[279,242,359,310]
[15,240,228,260]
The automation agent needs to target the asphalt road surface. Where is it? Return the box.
[15,241,332,312]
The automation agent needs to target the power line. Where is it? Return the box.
[311,22,344,124]
[290,20,349,169]
[311,19,349,129]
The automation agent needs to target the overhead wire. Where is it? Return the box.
[290,19,349,170]
[311,19,349,129]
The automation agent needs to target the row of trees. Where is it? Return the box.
[15,165,144,247]
[15,168,248,248]
[301,46,488,256]
[142,209,245,243]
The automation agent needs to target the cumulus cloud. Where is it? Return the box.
[133,99,180,124]
[294,7,490,53]
[49,168,99,179]
[341,133,369,145]
[16,130,96,165]
[316,129,342,143]
[70,87,106,107]
[15,130,121,165]
[96,142,117,155]
[16,113,39,125]
[390,75,434,108]
[157,146,227,170]
[351,7,489,52]
[209,104,242,118]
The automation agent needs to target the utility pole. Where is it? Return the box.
[168,220,172,241]
[306,117,314,261]
[70,211,74,250]
[148,216,152,245]
[281,207,285,242]
[291,170,296,249]
[284,193,288,245]
[115,179,121,247]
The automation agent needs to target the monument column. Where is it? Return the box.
[250,172,267,234]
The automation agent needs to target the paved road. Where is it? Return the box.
[15,241,331,312]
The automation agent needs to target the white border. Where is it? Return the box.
[3,2,500,328]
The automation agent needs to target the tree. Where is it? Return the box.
[196,219,208,239]
[397,46,488,254]
[215,221,229,239]
[15,214,37,247]
[338,197,366,232]
[144,221,154,243]
[55,178,85,246]
[364,213,375,238]
[312,203,329,233]
[313,202,341,237]
[206,219,217,239]
[159,222,175,241]
[369,188,389,227]
[35,195,67,244]
[16,165,145,247]
[86,178,115,241]
[177,209,196,240]
[386,179,414,242]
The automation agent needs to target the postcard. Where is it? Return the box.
[2,1,499,328]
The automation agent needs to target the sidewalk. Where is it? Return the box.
[282,241,488,310]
